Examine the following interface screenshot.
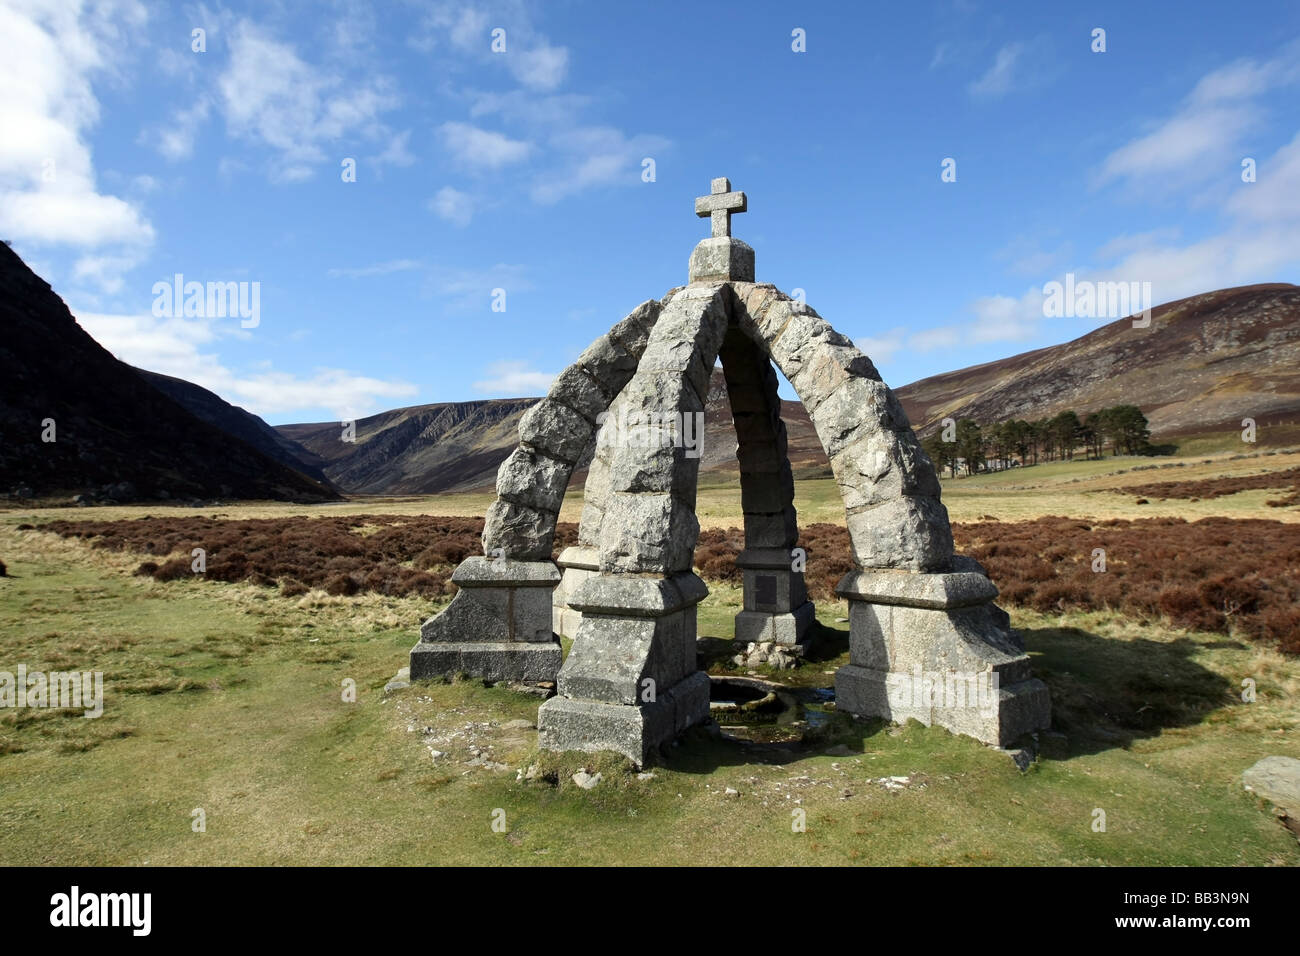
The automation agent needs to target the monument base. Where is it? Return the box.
[735,601,816,646]
[409,556,562,683]
[538,572,711,765]
[538,671,710,765]
[832,562,1050,746]
[835,665,1050,747]
[411,640,561,683]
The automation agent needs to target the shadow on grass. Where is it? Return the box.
[1022,624,1236,759]
[679,619,1236,771]
[657,710,884,775]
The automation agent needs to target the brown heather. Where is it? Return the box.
[1116,465,1300,506]
[41,513,1300,654]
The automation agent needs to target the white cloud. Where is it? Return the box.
[413,2,568,90]
[967,291,1045,344]
[1075,46,1300,307]
[968,43,1023,98]
[438,121,532,169]
[430,186,474,226]
[1093,228,1182,264]
[468,89,593,125]
[217,19,399,179]
[910,325,964,351]
[1097,48,1300,189]
[373,129,415,167]
[0,0,154,249]
[472,360,554,396]
[531,126,669,203]
[426,263,530,313]
[996,236,1073,278]
[511,42,568,90]
[416,3,662,208]
[73,252,145,295]
[1099,106,1257,184]
[147,99,211,160]
[75,307,418,419]
[854,328,907,365]
[327,259,422,279]
[1189,55,1297,105]
[1227,129,1300,223]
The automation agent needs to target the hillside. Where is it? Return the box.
[894,284,1300,437]
[137,368,332,485]
[273,283,1300,495]
[0,243,338,503]
[276,369,827,496]
[278,399,540,494]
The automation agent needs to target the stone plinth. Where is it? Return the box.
[552,546,599,638]
[833,564,1049,746]
[410,556,561,682]
[538,572,711,765]
[733,547,815,647]
[689,237,754,283]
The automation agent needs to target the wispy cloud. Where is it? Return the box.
[530,126,669,203]
[968,42,1024,98]
[1096,46,1300,189]
[76,307,418,419]
[429,186,475,226]
[472,359,554,396]
[438,121,532,170]
[327,259,422,279]
[426,263,530,313]
[216,18,400,180]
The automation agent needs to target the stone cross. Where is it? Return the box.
[695,177,747,238]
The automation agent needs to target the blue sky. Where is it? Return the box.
[4,0,1300,424]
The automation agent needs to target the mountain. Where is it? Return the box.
[895,284,1300,437]
[275,368,826,496]
[0,243,338,503]
[277,399,540,494]
[285,282,1299,496]
[136,368,331,484]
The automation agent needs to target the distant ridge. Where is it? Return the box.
[894,283,1300,437]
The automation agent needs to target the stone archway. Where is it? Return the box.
[412,177,1049,763]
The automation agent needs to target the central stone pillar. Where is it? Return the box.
[833,559,1050,746]
[538,573,711,765]
[733,547,815,647]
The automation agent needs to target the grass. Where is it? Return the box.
[1,509,1297,865]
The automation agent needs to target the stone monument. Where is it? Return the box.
[409,177,1050,764]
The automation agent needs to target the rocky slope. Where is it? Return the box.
[894,284,1300,437]
[0,243,337,503]
[278,399,540,494]
[136,368,331,484]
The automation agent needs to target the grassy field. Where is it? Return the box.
[1,450,1298,865]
